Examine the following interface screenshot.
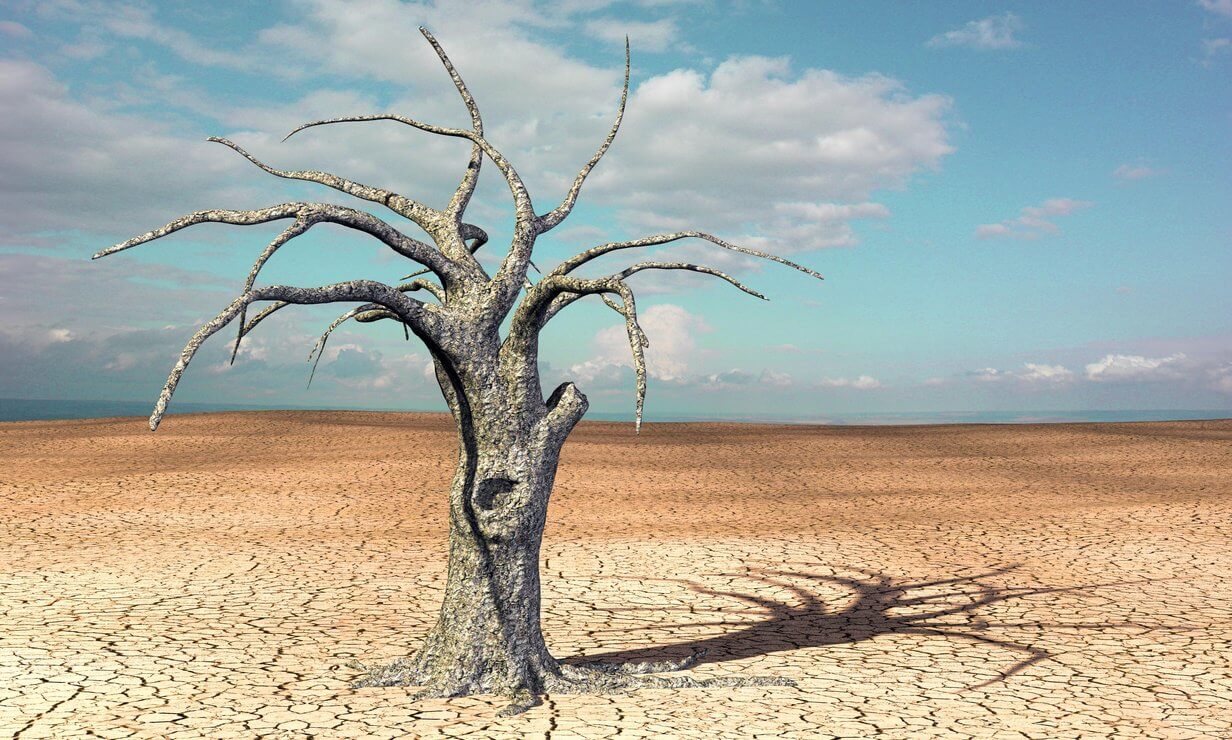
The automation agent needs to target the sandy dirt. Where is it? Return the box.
[1,411,1230,738]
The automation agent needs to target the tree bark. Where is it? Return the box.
[378,337,588,699]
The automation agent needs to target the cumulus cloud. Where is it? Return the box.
[698,368,792,391]
[960,362,1076,385]
[1085,353,1187,382]
[1113,164,1166,181]
[967,367,1007,382]
[570,303,711,384]
[926,13,1024,50]
[819,375,881,389]
[591,56,952,252]
[976,198,1093,240]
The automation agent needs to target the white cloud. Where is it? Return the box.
[968,367,1006,382]
[698,368,792,390]
[1199,0,1232,19]
[1209,364,1232,394]
[1202,37,1232,65]
[0,20,34,39]
[584,17,680,53]
[1113,164,1166,181]
[976,198,1093,240]
[588,56,952,253]
[0,59,257,236]
[819,375,881,389]
[1019,363,1074,383]
[1084,353,1187,382]
[926,13,1024,50]
[570,303,711,384]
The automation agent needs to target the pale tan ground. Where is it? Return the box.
[1,412,1231,739]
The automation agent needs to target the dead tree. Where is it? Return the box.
[94,28,822,715]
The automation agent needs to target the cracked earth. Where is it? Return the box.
[1,412,1230,738]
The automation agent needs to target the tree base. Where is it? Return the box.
[348,648,796,717]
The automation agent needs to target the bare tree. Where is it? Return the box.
[94,28,822,715]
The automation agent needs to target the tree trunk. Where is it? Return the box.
[374,342,588,699]
[410,422,563,695]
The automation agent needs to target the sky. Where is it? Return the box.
[1,0,1230,422]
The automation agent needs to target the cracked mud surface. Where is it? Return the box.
[2,411,1230,738]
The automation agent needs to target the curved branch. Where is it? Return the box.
[551,231,825,283]
[93,203,456,281]
[230,218,312,363]
[418,27,484,221]
[537,38,630,234]
[150,280,425,431]
[513,275,648,432]
[305,304,403,387]
[283,114,534,225]
[613,261,766,300]
[206,137,438,228]
[401,222,488,281]
[283,113,539,305]
[396,278,446,303]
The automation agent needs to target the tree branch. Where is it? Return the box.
[550,230,825,283]
[396,278,446,303]
[512,275,649,431]
[149,280,426,431]
[305,304,404,387]
[536,38,630,234]
[93,203,457,282]
[417,27,484,222]
[207,137,442,230]
[611,261,766,300]
[283,114,534,228]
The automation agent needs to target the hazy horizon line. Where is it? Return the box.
[2,397,1229,427]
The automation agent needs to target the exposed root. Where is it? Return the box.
[496,687,540,717]
[547,658,795,695]
[346,648,795,717]
[350,657,421,688]
[566,648,708,676]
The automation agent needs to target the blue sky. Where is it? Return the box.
[1,0,1229,421]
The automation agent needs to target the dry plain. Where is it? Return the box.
[1,411,1230,739]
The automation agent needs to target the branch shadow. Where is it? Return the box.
[560,564,1170,689]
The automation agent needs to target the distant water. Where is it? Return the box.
[1,398,1228,426]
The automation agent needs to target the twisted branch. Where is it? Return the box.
[230,217,312,363]
[305,304,403,387]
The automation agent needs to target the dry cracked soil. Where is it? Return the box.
[1,411,1230,738]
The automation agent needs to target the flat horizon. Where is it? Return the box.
[3,397,1229,427]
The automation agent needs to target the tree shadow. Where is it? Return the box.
[560,564,1167,689]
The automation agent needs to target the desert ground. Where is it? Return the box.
[1,411,1230,739]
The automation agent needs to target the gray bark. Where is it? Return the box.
[96,26,818,715]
